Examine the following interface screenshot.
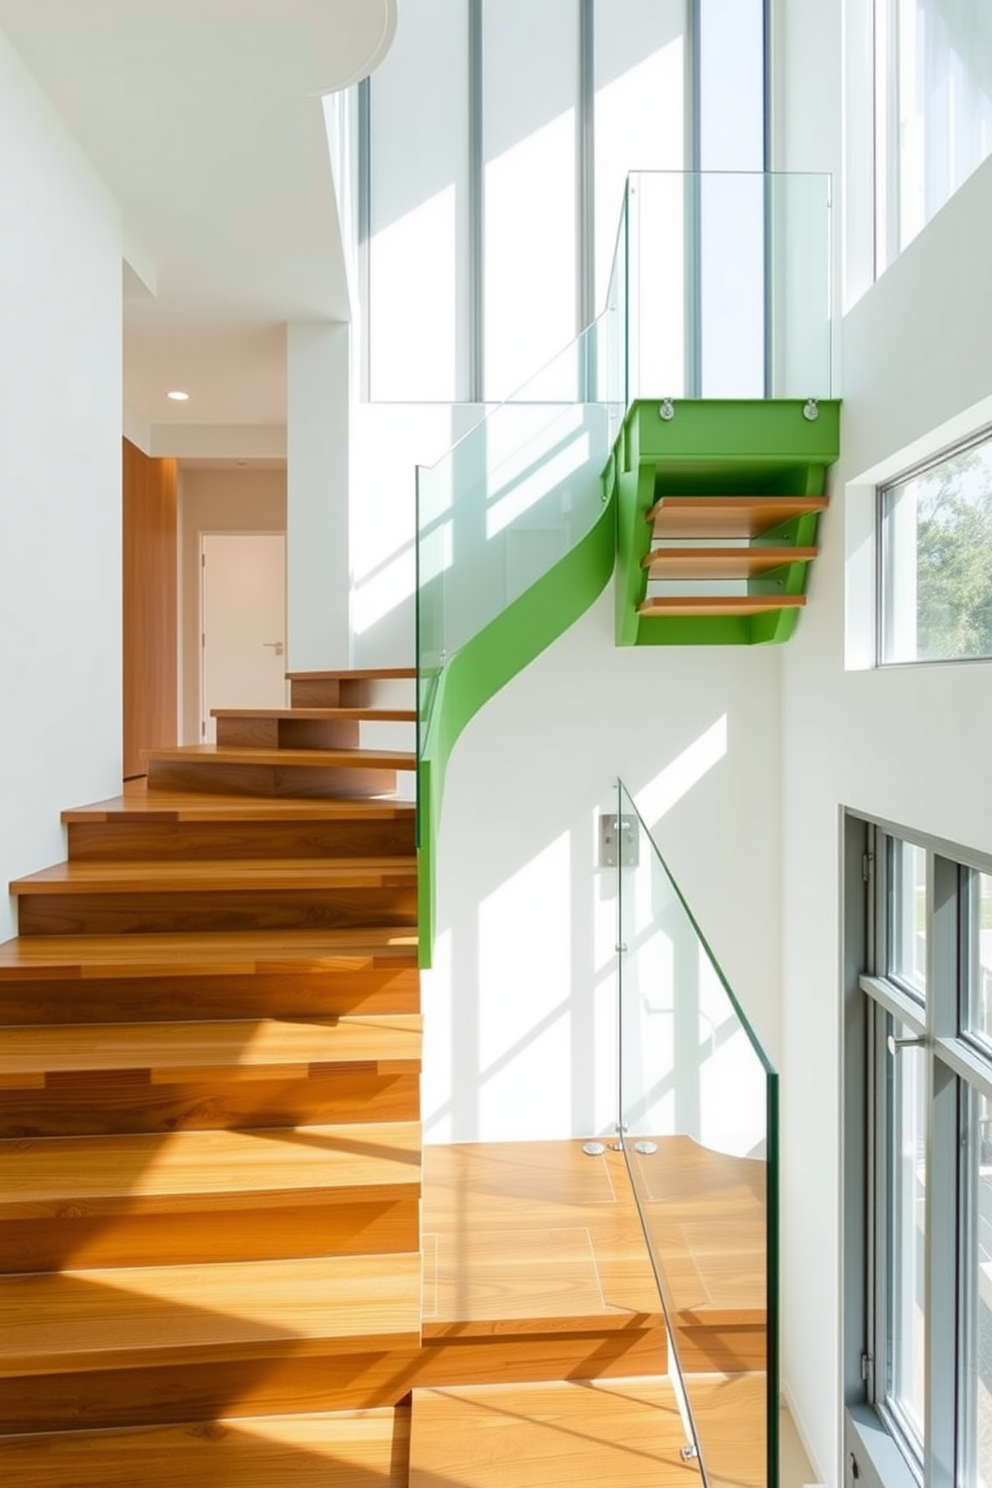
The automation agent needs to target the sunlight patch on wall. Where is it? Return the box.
[351,539,418,636]
[634,714,728,829]
[477,831,574,1138]
[486,425,591,540]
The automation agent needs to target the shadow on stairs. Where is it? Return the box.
[0,671,772,1486]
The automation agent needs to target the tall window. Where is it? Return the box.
[878,429,992,665]
[850,824,992,1487]
[875,0,992,274]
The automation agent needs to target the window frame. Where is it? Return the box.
[846,813,992,1488]
[875,426,992,670]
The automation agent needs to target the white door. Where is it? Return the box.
[201,533,288,741]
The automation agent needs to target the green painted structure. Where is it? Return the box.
[416,397,841,966]
[613,398,842,646]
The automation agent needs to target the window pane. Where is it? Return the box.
[875,0,992,271]
[962,1089,992,1488]
[880,432,992,664]
[887,840,928,999]
[887,1025,927,1449]
[966,872,992,1046]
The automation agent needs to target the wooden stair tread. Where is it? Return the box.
[0,927,418,979]
[638,596,806,617]
[0,1408,411,1487]
[212,707,416,723]
[0,1122,421,1214]
[0,1014,422,1084]
[62,783,414,823]
[0,1252,422,1374]
[409,1379,692,1488]
[644,545,817,578]
[11,858,417,895]
[647,494,827,538]
[285,669,415,681]
[143,745,415,770]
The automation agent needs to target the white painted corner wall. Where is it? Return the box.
[774,1,992,1478]
[0,25,123,942]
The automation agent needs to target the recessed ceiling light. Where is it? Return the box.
[167,389,190,402]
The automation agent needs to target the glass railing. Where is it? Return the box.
[415,311,622,799]
[616,778,778,1488]
[613,170,832,402]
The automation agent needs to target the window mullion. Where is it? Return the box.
[924,854,962,1488]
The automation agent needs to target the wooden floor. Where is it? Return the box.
[419,1140,770,1488]
[423,1140,662,1330]
[418,1140,668,1388]
[409,1379,700,1488]
[626,1135,768,1374]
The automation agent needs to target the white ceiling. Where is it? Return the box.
[0,0,396,455]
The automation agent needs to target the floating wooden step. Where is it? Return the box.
[10,857,418,937]
[212,707,417,752]
[0,928,419,1025]
[63,784,416,823]
[62,783,416,862]
[0,1014,422,1136]
[647,495,827,539]
[144,745,413,801]
[0,1406,411,1488]
[0,1014,422,1086]
[0,1121,420,1272]
[409,1380,697,1488]
[643,545,817,579]
[288,669,415,710]
[638,595,806,618]
[0,1252,421,1434]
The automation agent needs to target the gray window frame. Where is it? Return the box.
[844,811,992,1488]
[875,426,992,670]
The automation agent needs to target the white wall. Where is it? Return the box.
[0,27,122,942]
[287,321,351,671]
[778,135,992,1488]
[423,590,784,1144]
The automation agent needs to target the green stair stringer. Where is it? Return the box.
[614,398,841,646]
[417,493,616,969]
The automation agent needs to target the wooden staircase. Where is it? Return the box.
[0,667,772,1485]
[0,670,423,1479]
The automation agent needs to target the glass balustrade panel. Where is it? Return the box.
[415,313,622,772]
[617,778,778,1488]
[621,169,831,401]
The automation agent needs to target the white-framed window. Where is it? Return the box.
[847,821,992,1488]
[878,428,992,665]
[874,0,992,276]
